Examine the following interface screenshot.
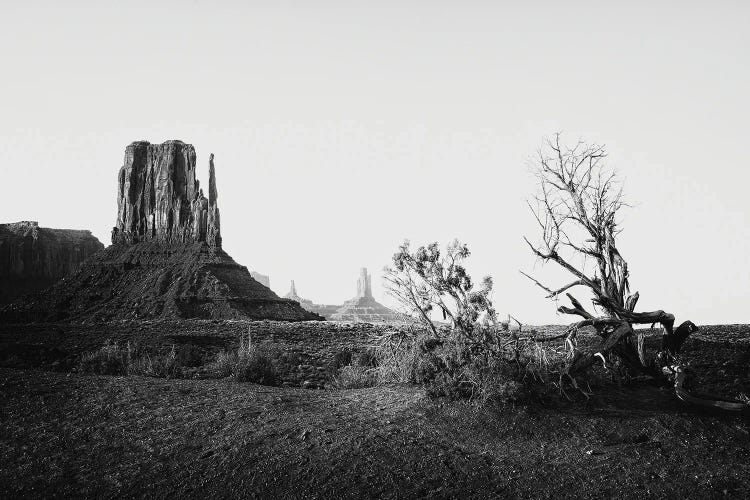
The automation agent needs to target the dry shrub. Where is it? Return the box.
[326,349,353,376]
[175,344,204,368]
[332,365,378,389]
[78,341,130,375]
[78,341,183,378]
[372,336,424,384]
[128,346,181,378]
[346,325,599,403]
[209,334,278,386]
[234,347,277,385]
[413,337,529,403]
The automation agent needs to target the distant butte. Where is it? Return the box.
[284,280,339,319]
[330,268,404,323]
[0,221,104,304]
[284,269,405,323]
[0,140,321,322]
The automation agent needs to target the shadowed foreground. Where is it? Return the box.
[1,368,749,499]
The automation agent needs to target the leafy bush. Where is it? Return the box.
[379,239,603,402]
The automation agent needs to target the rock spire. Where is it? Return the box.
[331,267,404,323]
[356,267,372,299]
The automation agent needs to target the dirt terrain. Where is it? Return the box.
[1,323,749,498]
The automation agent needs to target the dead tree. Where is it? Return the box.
[522,134,699,381]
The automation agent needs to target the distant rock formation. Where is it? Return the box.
[330,268,404,323]
[110,141,221,247]
[356,268,372,299]
[0,141,320,322]
[250,271,270,289]
[284,280,339,319]
[284,280,308,304]
[0,221,104,304]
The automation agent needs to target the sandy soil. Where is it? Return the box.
[1,322,749,498]
[1,367,749,499]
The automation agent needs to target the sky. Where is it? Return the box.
[1,1,749,324]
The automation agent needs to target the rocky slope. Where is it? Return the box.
[1,243,321,322]
[0,221,104,304]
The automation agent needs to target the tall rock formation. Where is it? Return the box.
[206,154,221,248]
[356,268,373,298]
[0,140,320,322]
[0,221,104,304]
[110,140,221,247]
[330,267,404,323]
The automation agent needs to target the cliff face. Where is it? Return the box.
[111,141,221,247]
[0,221,104,304]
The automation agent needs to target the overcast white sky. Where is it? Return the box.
[1,1,749,324]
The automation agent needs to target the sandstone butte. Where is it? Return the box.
[284,268,405,322]
[0,140,321,323]
[0,221,104,305]
[330,268,405,322]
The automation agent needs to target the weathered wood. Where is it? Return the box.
[663,320,699,357]
[566,322,633,375]
[557,293,595,320]
[522,135,701,392]
[625,291,639,312]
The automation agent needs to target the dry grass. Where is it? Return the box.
[332,365,378,389]
[78,341,182,378]
[208,332,278,385]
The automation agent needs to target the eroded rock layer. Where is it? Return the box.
[111,141,221,247]
[0,221,104,304]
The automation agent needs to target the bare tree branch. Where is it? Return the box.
[523,133,697,381]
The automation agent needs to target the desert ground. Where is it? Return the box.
[1,321,749,499]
